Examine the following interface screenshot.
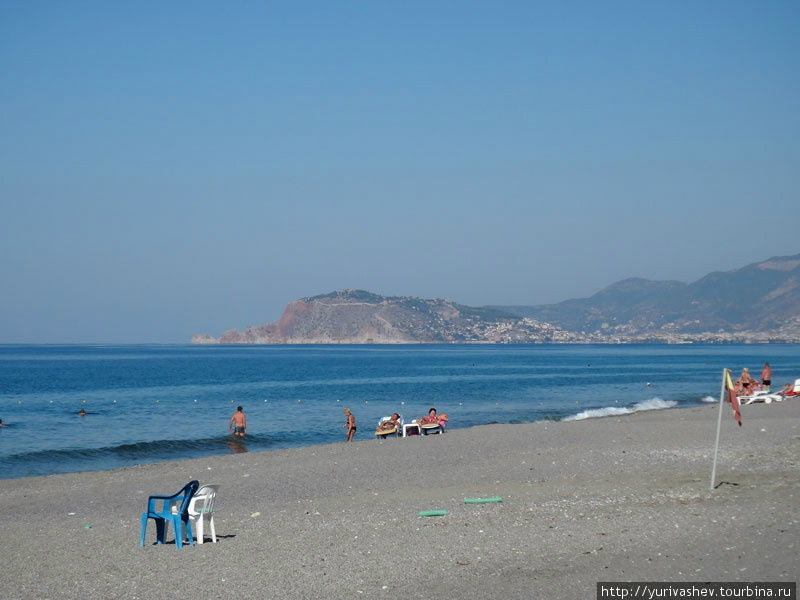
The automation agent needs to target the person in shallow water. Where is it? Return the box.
[78,409,86,416]
[229,405,247,437]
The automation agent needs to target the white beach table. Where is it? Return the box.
[402,422,421,437]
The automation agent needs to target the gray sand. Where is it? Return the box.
[1,400,798,599]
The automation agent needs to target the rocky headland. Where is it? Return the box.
[193,254,800,344]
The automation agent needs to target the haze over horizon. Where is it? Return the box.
[2,2,799,343]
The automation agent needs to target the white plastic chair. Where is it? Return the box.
[186,484,218,544]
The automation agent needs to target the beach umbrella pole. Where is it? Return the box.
[710,368,728,490]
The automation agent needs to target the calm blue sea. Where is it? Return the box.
[1,344,798,479]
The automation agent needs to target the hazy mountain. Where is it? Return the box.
[193,253,800,344]
[496,254,800,337]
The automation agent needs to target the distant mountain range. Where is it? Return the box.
[193,253,800,344]
[494,253,800,340]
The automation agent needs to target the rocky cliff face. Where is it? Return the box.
[193,289,568,344]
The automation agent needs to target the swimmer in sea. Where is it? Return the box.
[78,409,86,416]
[229,405,247,437]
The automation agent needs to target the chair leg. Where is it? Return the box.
[155,518,166,544]
[196,515,204,545]
[170,518,181,549]
[209,515,216,543]
[140,514,147,546]
[185,518,194,547]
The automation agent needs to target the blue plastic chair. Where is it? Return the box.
[140,480,199,549]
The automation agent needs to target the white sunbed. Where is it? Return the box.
[741,377,800,404]
[739,390,783,405]
[375,415,403,438]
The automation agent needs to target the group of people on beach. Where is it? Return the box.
[733,363,771,396]
[370,407,448,439]
[340,407,451,442]
[733,362,797,397]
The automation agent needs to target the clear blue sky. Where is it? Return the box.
[2,1,798,343]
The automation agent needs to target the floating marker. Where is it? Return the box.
[464,497,503,504]
[418,510,447,517]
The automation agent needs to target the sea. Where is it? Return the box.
[1,344,798,480]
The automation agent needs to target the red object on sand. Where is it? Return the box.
[725,372,742,427]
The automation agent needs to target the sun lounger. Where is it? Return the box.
[375,415,403,438]
[420,422,442,435]
[739,390,784,405]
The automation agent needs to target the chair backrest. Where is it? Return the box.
[793,379,800,393]
[190,484,218,516]
[175,480,200,517]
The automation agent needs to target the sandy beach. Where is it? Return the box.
[1,399,797,599]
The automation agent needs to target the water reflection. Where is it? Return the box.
[227,436,247,454]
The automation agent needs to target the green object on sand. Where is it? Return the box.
[418,510,447,517]
[84,524,92,529]
[464,497,503,504]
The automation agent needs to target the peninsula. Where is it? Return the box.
[193,254,800,344]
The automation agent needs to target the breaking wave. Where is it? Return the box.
[563,397,678,421]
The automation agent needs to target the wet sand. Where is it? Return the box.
[1,399,798,599]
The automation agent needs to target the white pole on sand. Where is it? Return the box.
[710,368,728,490]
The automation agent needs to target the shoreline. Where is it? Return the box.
[1,400,798,599]
[4,398,707,482]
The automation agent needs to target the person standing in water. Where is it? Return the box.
[343,408,356,442]
[229,405,247,437]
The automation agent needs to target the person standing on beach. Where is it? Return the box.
[736,367,756,394]
[343,408,356,442]
[229,405,247,437]
[760,362,772,392]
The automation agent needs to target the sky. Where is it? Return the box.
[1,1,798,343]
